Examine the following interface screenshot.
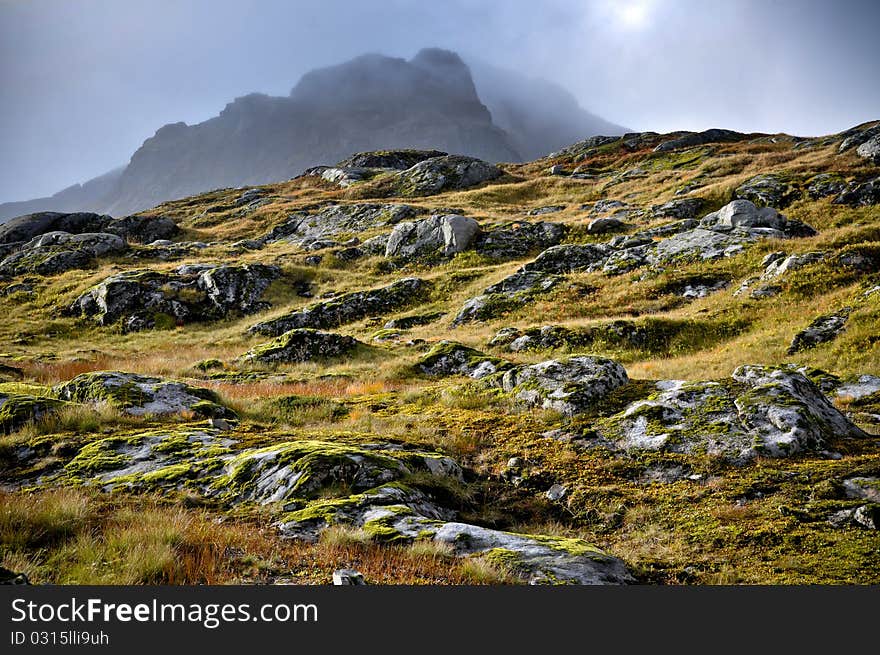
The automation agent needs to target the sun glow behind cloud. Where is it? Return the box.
[605,0,654,30]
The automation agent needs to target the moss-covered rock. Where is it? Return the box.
[0,392,67,433]
[54,371,235,419]
[416,341,512,379]
[243,329,359,364]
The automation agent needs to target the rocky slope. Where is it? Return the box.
[0,120,878,586]
[0,49,624,222]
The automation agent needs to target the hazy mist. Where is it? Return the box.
[1,0,878,203]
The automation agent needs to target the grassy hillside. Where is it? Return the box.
[1,125,878,585]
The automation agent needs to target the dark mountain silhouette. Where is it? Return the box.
[0,49,624,221]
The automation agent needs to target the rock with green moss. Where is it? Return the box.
[500,356,629,416]
[54,371,235,419]
[243,329,359,364]
[474,221,564,259]
[62,428,235,488]
[0,392,67,433]
[216,441,462,505]
[602,367,868,462]
[249,277,429,336]
[66,263,280,331]
[842,477,880,503]
[416,341,512,379]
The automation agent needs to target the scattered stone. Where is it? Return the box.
[249,278,429,336]
[787,310,849,354]
[546,484,567,501]
[587,217,627,234]
[333,569,366,585]
[836,375,880,400]
[0,232,128,276]
[527,205,564,216]
[856,136,880,163]
[384,312,444,330]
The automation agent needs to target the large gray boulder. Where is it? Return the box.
[734,175,799,208]
[500,356,629,416]
[385,214,480,259]
[249,277,429,336]
[707,199,787,230]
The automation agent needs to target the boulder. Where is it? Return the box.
[0,231,128,276]
[249,277,429,336]
[385,214,480,259]
[391,155,503,196]
[807,174,846,199]
[243,329,359,364]
[709,199,787,230]
[842,477,880,503]
[587,217,627,234]
[787,310,849,354]
[734,174,799,208]
[474,221,564,259]
[0,392,67,433]
[523,244,610,274]
[54,371,235,419]
[500,356,629,416]
[761,251,826,279]
[67,263,280,330]
[0,211,176,245]
[416,341,511,379]
[264,203,420,244]
[653,128,745,152]
[603,367,868,462]
[384,312,444,330]
[650,198,705,219]
[855,135,880,163]
[336,149,447,170]
[838,124,880,153]
[731,365,867,456]
[452,270,561,325]
[833,177,880,207]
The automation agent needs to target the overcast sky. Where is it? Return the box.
[1,0,878,202]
